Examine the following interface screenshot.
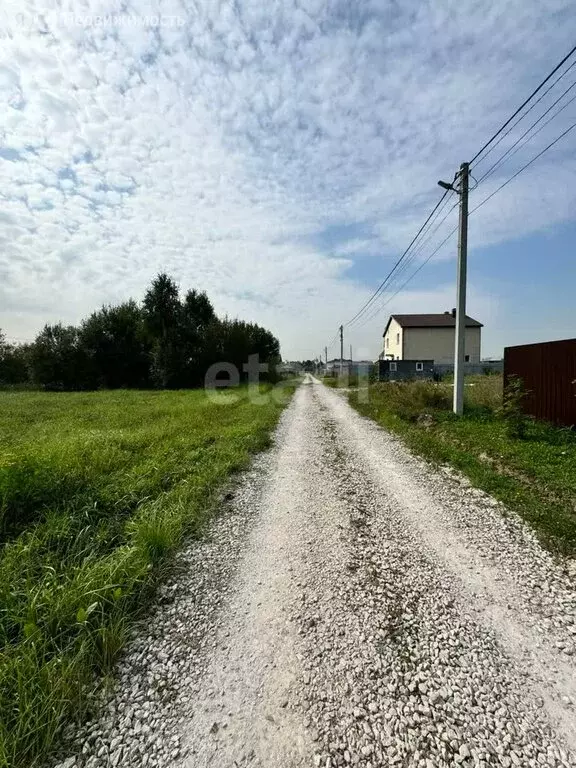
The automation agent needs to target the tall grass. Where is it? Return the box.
[0,387,293,767]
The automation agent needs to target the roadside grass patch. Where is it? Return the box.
[347,377,576,557]
[0,386,293,768]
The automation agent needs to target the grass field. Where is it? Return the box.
[0,386,293,768]
[347,376,576,557]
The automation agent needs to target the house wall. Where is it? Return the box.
[382,318,404,360]
[378,359,434,381]
[402,327,481,364]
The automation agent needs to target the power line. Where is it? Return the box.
[472,58,576,172]
[355,205,460,329]
[470,42,576,166]
[326,328,340,351]
[384,200,459,286]
[373,119,576,314]
[470,118,576,216]
[359,226,460,329]
[354,200,460,328]
[328,44,576,342]
[475,77,576,186]
[344,189,451,328]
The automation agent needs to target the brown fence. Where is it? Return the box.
[504,338,576,427]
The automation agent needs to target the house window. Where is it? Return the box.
[465,354,470,362]
[396,333,400,344]
[416,362,424,372]
[389,362,397,371]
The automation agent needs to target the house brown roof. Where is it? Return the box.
[383,313,483,337]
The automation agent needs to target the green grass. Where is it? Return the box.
[347,376,576,557]
[0,386,294,768]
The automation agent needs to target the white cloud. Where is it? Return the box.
[0,0,574,357]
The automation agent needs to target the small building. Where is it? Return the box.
[382,311,482,364]
[277,362,302,375]
[325,359,375,376]
[325,358,353,374]
[378,359,434,381]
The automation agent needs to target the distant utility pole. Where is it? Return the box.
[438,161,470,415]
[324,346,328,368]
[339,325,344,376]
[349,344,352,362]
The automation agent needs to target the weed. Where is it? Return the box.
[498,375,529,439]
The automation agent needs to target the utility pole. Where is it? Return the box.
[438,162,469,415]
[453,162,470,415]
[339,325,344,376]
[324,346,328,368]
[349,344,352,363]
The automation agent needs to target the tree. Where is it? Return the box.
[14,274,281,391]
[0,330,31,386]
[180,290,216,387]
[182,289,215,330]
[29,324,90,390]
[142,274,186,388]
[206,318,280,383]
[80,302,151,389]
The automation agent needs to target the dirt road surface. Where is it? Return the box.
[57,376,576,768]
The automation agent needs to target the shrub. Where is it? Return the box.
[498,375,529,439]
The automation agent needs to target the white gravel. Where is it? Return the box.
[52,375,576,768]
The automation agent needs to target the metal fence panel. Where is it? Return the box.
[504,338,576,427]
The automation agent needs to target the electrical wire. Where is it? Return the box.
[327,43,576,340]
[470,42,576,166]
[365,117,576,320]
[470,118,576,216]
[475,77,576,186]
[372,225,459,321]
[471,57,576,172]
[343,189,451,328]
[325,328,340,352]
[355,202,460,328]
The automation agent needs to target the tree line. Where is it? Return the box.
[0,274,280,390]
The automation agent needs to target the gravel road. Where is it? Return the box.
[55,375,576,768]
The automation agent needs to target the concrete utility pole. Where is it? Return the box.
[453,162,470,416]
[339,325,344,376]
[324,346,328,368]
[349,344,353,363]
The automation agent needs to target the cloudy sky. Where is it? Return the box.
[1,0,575,362]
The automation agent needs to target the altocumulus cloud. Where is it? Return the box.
[0,0,575,358]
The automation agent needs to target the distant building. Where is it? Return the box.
[325,359,374,375]
[277,361,302,375]
[325,358,352,374]
[381,311,482,365]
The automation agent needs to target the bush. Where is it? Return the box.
[498,376,529,439]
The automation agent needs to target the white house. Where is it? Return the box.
[381,312,482,365]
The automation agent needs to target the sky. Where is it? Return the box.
[1,0,575,362]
